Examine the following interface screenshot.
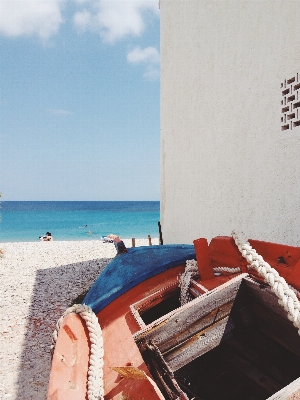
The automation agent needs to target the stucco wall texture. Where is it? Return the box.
[160,0,300,245]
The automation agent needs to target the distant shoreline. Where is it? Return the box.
[0,200,160,243]
[0,237,159,245]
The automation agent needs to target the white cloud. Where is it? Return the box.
[127,46,160,80]
[0,0,159,47]
[73,0,159,43]
[127,46,159,64]
[0,0,64,39]
[73,8,92,30]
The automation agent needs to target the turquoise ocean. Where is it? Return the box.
[0,201,160,242]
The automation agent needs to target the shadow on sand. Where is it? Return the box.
[15,257,112,400]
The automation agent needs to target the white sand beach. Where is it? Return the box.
[0,238,158,400]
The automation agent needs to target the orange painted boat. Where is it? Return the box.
[47,235,300,400]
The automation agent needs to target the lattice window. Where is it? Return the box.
[281,73,300,134]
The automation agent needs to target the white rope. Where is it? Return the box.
[51,304,104,400]
[232,230,300,335]
[213,266,241,274]
[179,259,198,305]
[178,260,242,304]
[289,284,300,299]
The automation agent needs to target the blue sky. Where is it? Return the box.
[0,0,160,201]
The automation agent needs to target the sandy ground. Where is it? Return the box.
[0,238,158,400]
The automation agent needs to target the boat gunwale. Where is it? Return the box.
[83,244,196,314]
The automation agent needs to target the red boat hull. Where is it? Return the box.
[48,237,300,399]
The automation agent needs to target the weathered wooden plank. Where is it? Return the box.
[134,274,246,353]
[157,300,235,354]
[252,302,300,358]
[175,380,204,400]
[142,342,189,400]
[266,377,300,400]
[227,353,282,394]
[235,304,255,328]
[190,287,202,298]
[214,300,234,321]
[130,282,179,329]
[190,279,209,296]
[225,338,291,386]
[132,282,179,314]
[243,276,290,321]
[164,316,234,372]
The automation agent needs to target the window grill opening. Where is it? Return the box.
[294,83,300,91]
[288,95,296,103]
[294,101,300,109]
[294,120,300,127]
[281,124,289,131]
[287,77,295,85]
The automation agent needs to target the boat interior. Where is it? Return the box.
[133,274,300,400]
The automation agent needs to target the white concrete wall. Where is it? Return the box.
[160,0,300,245]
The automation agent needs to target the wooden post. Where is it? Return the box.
[158,221,163,245]
[132,238,136,247]
[148,235,152,246]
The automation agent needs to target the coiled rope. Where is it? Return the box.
[179,259,198,305]
[232,230,300,334]
[179,260,242,305]
[51,304,104,400]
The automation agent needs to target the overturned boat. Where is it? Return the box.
[47,233,300,400]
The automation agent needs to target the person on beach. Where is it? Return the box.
[102,234,119,243]
[39,232,53,241]
[46,232,53,241]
